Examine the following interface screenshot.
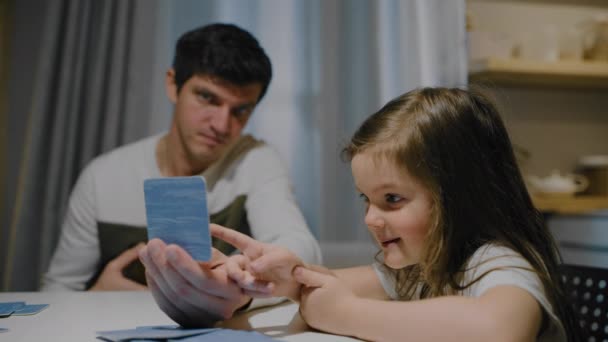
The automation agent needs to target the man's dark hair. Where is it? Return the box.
[172,23,273,101]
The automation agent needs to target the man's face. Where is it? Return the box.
[166,70,262,166]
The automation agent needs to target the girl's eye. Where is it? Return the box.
[385,194,403,204]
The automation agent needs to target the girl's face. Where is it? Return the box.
[351,151,434,269]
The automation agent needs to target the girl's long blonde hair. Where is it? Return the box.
[343,87,580,341]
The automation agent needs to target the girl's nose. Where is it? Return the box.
[364,205,385,230]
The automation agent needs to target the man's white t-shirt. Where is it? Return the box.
[42,134,322,297]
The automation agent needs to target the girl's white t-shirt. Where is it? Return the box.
[373,244,567,342]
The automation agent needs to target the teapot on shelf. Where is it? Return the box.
[527,169,589,197]
[581,14,608,61]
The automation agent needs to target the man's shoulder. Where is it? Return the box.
[233,142,289,182]
[89,134,160,170]
[210,135,286,177]
[206,138,288,193]
[79,134,160,185]
[239,141,284,169]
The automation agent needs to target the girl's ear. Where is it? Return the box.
[165,68,178,104]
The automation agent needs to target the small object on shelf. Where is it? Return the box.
[579,155,608,196]
[560,25,586,61]
[583,14,608,61]
[527,169,589,198]
[517,24,559,62]
[468,31,514,60]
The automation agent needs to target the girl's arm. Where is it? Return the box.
[333,266,390,300]
[349,286,541,342]
[296,267,542,342]
[211,224,389,301]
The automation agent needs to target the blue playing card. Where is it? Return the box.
[96,327,218,341]
[12,304,49,316]
[97,327,278,342]
[135,325,180,330]
[143,176,212,261]
[0,302,25,317]
[169,329,279,341]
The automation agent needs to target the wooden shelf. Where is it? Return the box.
[533,195,608,215]
[469,58,608,89]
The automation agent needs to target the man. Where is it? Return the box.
[42,23,321,312]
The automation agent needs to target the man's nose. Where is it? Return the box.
[210,106,231,136]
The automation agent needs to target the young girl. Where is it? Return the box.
[150,87,580,341]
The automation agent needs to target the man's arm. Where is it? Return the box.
[243,147,322,265]
[233,146,321,308]
[42,163,101,291]
[89,243,147,291]
[42,161,146,291]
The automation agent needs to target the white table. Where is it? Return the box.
[0,291,359,341]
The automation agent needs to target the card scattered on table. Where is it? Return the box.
[144,176,212,261]
[96,326,278,341]
[0,302,25,317]
[173,329,280,341]
[96,326,218,341]
[12,304,49,316]
[0,301,49,318]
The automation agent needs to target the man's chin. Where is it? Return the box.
[186,146,222,165]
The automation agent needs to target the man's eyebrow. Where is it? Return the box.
[193,84,258,108]
[236,101,257,109]
[193,85,215,94]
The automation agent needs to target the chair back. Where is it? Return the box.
[561,264,608,341]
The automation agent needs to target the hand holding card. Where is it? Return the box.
[143,176,212,261]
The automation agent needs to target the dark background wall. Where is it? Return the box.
[1,0,48,277]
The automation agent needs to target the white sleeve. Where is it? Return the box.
[464,246,548,305]
[463,245,565,340]
[41,162,100,291]
[372,262,399,300]
[244,148,322,266]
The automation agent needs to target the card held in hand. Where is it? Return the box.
[144,176,212,261]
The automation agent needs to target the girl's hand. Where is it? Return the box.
[223,254,274,298]
[210,224,304,300]
[293,266,359,336]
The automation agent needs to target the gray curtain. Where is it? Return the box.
[1,0,159,291]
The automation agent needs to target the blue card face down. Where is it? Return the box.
[0,302,25,317]
[143,176,212,261]
[12,304,49,316]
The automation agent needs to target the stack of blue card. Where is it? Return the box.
[143,177,212,261]
[0,301,49,317]
[96,325,278,341]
